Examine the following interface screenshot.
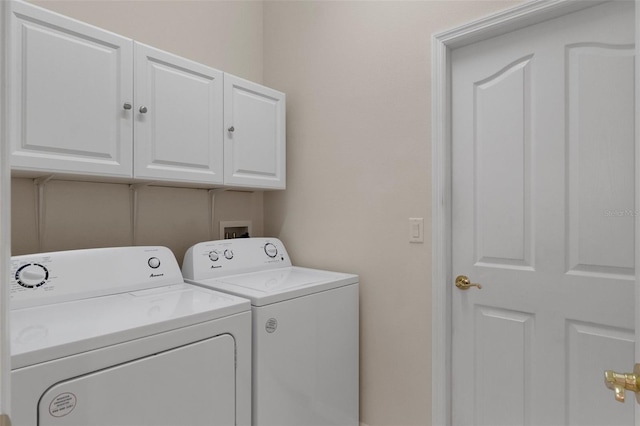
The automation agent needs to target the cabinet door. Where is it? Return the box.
[9,1,133,178]
[134,43,224,184]
[224,74,286,189]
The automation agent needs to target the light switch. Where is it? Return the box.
[409,218,424,243]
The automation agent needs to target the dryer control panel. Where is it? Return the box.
[11,246,184,309]
[182,238,292,281]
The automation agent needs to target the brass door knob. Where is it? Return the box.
[604,364,640,403]
[455,275,482,290]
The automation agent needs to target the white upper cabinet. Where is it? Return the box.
[8,1,286,190]
[9,1,133,178]
[134,43,224,184]
[224,74,286,190]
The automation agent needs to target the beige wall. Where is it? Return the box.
[29,0,264,83]
[13,0,266,263]
[12,178,264,263]
[262,2,520,425]
[11,1,524,425]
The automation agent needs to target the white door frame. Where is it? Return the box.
[0,0,11,423]
[430,1,634,425]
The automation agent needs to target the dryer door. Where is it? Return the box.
[38,334,235,426]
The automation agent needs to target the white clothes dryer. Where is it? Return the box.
[182,238,359,426]
[10,246,251,426]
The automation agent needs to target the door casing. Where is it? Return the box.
[430,1,637,425]
[0,0,10,421]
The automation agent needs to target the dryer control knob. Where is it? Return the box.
[148,257,161,269]
[16,263,49,288]
[224,249,234,260]
[209,250,219,262]
[264,243,278,258]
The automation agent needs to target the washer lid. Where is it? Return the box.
[187,266,359,306]
[11,283,250,369]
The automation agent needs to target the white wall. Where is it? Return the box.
[262,2,521,425]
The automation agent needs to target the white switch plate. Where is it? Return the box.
[409,218,424,243]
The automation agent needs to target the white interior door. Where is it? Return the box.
[451,2,635,424]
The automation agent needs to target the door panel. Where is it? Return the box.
[474,56,532,268]
[566,322,634,425]
[9,1,133,177]
[451,2,635,424]
[223,74,286,189]
[474,307,534,426]
[134,42,224,184]
[566,44,635,276]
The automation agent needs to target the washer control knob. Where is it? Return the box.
[16,263,49,288]
[148,257,161,269]
[224,249,234,260]
[264,243,278,258]
[209,250,219,262]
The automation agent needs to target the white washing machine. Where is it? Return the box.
[10,246,251,426]
[182,238,359,426]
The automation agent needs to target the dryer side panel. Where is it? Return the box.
[37,334,236,426]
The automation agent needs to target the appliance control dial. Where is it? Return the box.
[15,263,49,288]
[209,250,219,262]
[264,243,278,258]
[148,257,161,269]
[224,249,234,260]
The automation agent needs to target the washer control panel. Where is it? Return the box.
[11,246,184,310]
[182,238,292,281]
[264,243,278,258]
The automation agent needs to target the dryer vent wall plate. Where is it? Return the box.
[220,220,252,239]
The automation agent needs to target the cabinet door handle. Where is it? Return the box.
[123,102,132,110]
[139,106,148,114]
[228,126,235,133]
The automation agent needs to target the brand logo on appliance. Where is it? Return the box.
[265,318,278,333]
[150,273,164,278]
[211,265,222,269]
